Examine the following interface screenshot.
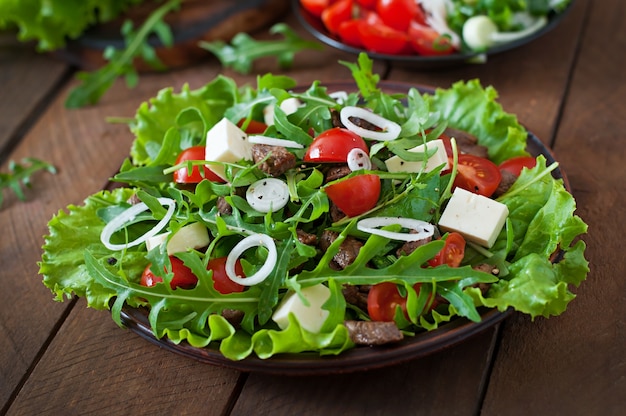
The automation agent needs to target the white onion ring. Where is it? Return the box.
[225,233,277,286]
[357,217,435,242]
[347,148,372,171]
[340,106,401,141]
[248,135,304,149]
[246,178,290,213]
[100,197,176,251]
[329,91,348,104]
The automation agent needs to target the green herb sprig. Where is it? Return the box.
[65,0,181,109]
[199,23,323,74]
[0,158,57,208]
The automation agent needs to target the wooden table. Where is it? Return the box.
[1,0,624,414]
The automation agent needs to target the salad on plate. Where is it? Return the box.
[40,54,588,361]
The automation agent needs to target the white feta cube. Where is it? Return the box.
[205,118,252,181]
[385,139,449,174]
[438,187,509,248]
[272,284,331,333]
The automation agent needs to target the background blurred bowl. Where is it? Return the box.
[292,0,575,69]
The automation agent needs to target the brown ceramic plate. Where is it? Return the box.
[293,0,575,69]
[119,81,567,375]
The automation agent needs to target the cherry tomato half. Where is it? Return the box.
[376,0,423,32]
[408,21,456,56]
[237,118,268,135]
[338,19,364,48]
[300,0,331,17]
[453,154,502,197]
[325,174,381,217]
[427,232,466,268]
[367,282,407,322]
[173,146,225,184]
[499,156,537,177]
[357,21,408,54]
[368,282,438,321]
[207,256,245,294]
[321,0,353,35]
[304,127,369,163]
[140,256,198,290]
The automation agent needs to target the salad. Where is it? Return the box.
[39,54,588,361]
[299,0,573,56]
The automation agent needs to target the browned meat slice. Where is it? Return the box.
[322,164,352,183]
[396,233,433,256]
[296,229,318,246]
[342,284,369,311]
[216,197,233,215]
[492,169,518,198]
[221,309,244,328]
[344,320,404,345]
[251,144,296,177]
[471,263,499,295]
[216,187,246,216]
[445,128,489,159]
[319,230,363,270]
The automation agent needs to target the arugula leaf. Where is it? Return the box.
[199,23,323,74]
[65,0,180,108]
[0,157,56,208]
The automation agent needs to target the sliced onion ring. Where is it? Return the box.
[246,178,290,213]
[100,197,176,251]
[347,148,372,171]
[226,233,277,286]
[357,217,435,242]
[340,106,401,141]
[248,135,304,149]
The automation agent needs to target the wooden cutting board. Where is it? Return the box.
[55,0,291,70]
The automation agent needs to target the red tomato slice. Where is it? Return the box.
[207,257,245,294]
[173,146,225,184]
[325,174,380,217]
[367,282,407,322]
[321,0,354,35]
[499,156,537,177]
[338,19,364,48]
[428,232,466,268]
[376,0,421,32]
[357,20,408,54]
[304,127,369,163]
[140,256,198,290]
[237,118,268,135]
[453,154,502,197]
[408,21,456,56]
[300,0,331,17]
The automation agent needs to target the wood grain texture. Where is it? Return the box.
[6,298,241,416]
[481,0,626,414]
[231,326,499,416]
[0,34,68,160]
[0,62,224,411]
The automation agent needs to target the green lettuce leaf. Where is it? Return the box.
[426,79,529,164]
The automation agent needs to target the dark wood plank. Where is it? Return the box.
[6,299,242,416]
[231,326,499,416]
[0,60,230,412]
[481,0,626,413]
[0,33,69,158]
